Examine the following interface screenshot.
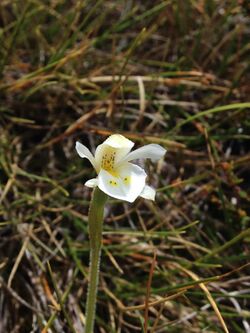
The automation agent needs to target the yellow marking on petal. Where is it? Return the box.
[101,147,118,176]
[123,176,131,185]
[109,180,118,187]
[108,169,119,177]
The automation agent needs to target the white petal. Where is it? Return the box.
[94,135,134,171]
[85,178,98,188]
[98,163,147,202]
[121,144,166,163]
[140,185,156,201]
[75,141,97,171]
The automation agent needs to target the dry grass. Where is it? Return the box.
[0,1,250,332]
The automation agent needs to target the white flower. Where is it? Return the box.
[76,134,166,203]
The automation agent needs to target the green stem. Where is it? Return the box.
[85,187,107,333]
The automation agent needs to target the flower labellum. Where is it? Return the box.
[76,134,166,203]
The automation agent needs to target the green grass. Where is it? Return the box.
[0,1,250,332]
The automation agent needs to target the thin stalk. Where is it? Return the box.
[85,187,107,333]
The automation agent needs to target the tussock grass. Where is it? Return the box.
[0,1,250,332]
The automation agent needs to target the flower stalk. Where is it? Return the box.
[85,187,107,333]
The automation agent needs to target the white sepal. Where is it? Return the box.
[75,142,97,171]
[85,178,98,188]
[140,185,156,201]
[121,144,166,163]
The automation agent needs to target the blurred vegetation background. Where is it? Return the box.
[0,1,250,332]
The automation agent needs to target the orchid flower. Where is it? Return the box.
[76,134,166,202]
